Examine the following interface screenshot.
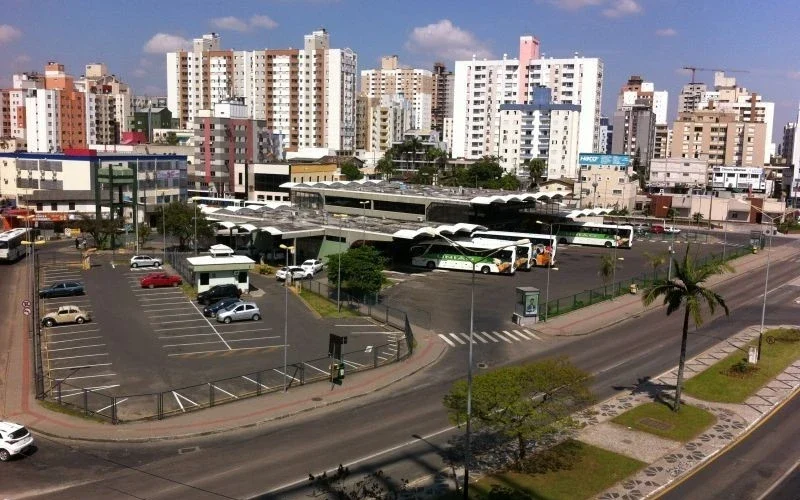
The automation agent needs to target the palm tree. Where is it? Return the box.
[643,251,667,280]
[599,254,615,293]
[642,246,732,411]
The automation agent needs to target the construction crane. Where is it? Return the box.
[682,66,750,84]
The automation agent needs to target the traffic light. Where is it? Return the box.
[329,362,345,385]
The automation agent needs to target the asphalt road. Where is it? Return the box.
[1,239,798,499]
[659,382,800,500]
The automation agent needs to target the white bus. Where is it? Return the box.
[410,238,521,275]
[0,228,28,261]
[189,196,288,210]
[553,222,634,248]
[472,231,557,269]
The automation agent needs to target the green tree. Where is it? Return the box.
[443,358,593,468]
[159,201,214,250]
[340,161,364,181]
[599,253,616,288]
[165,131,179,146]
[75,214,118,249]
[459,156,503,188]
[328,245,385,299]
[375,153,396,179]
[137,223,152,249]
[692,212,704,226]
[522,158,547,187]
[498,172,522,190]
[642,246,732,411]
[643,251,667,280]
[667,208,679,220]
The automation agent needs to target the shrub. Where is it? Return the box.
[726,360,759,378]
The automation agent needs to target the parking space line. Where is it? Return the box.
[438,334,456,347]
[218,328,274,335]
[480,332,500,342]
[457,333,476,344]
[97,398,128,413]
[345,331,396,335]
[158,333,219,339]
[186,301,231,350]
[271,369,300,382]
[522,329,542,340]
[48,336,103,344]
[132,289,184,294]
[335,324,375,327]
[47,329,101,337]
[43,323,98,329]
[378,355,388,361]
[211,384,238,399]
[493,331,513,343]
[448,333,466,345]
[503,330,521,341]
[172,391,199,412]
[157,318,209,325]
[167,346,281,356]
[138,296,187,302]
[55,373,116,381]
[58,384,120,397]
[163,339,232,348]
[242,375,270,390]
[49,353,109,361]
[303,362,329,375]
[513,330,531,340]
[226,336,280,343]
[155,325,214,332]
[48,344,106,352]
[147,313,199,319]
[342,360,365,368]
[49,363,112,370]
[43,299,91,305]
[146,306,192,312]
[471,332,489,343]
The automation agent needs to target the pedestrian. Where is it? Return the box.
[75,237,80,249]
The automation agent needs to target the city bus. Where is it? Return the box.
[472,230,557,269]
[410,238,522,275]
[189,196,288,210]
[552,222,634,248]
[0,228,29,262]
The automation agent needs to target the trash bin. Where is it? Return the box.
[752,247,758,254]
[629,283,638,294]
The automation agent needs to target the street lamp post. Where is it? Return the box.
[161,194,166,262]
[279,243,295,391]
[536,220,557,321]
[193,202,198,255]
[20,217,45,399]
[333,214,349,313]
[425,230,529,498]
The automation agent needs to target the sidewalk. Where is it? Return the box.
[534,236,800,337]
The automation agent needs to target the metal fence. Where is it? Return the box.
[165,250,195,284]
[543,245,752,320]
[43,336,411,424]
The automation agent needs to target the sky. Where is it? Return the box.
[1,0,799,144]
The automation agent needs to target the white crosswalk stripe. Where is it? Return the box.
[513,330,530,340]
[481,331,499,342]
[471,332,489,343]
[503,330,520,341]
[458,332,477,344]
[437,329,546,348]
[449,333,466,345]
[438,334,456,347]
[523,329,542,340]
[493,331,513,343]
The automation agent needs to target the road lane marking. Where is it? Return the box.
[523,329,542,340]
[458,332,476,344]
[471,332,489,343]
[241,376,270,390]
[49,353,109,361]
[48,344,106,352]
[513,330,530,340]
[438,334,456,347]
[49,363,112,370]
[211,384,238,399]
[480,331,499,342]
[493,331,513,343]
[272,368,300,382]
[97,398,128,413]
[503,330,520,341]
[449,333,466,345]
[303,362,329,375]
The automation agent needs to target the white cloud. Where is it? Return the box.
[405,19,492,61]
[549,0,603,10]
[788,71,800,80]
[211,16,250,32]
[0,24,22,44]
[143,33,190,53]
[603,0,641,17]
[655,28,677,37]
[250,15,278,30]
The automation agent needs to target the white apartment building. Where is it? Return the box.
[361,56,432,131]
[710,166,768,193]
[356,95,412,152]
[576,164,638,210]
[75,64,133,146]
[24,90,60,153]
[167,30,357,153]
[649,158,708,191]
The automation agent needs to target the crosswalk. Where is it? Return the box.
[437,329,543,348]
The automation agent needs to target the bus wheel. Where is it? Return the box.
[604,241,613,248]
[559,237,567,245]
[480,266,490,275]
[426,261,435,270]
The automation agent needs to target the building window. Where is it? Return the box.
[36,203,43,211]
[68,202,75,210]
[200,273,209,285]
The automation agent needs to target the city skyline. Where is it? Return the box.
[1,0,798,144]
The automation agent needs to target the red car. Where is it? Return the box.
[140,272,182,288]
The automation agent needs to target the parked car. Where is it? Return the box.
[39,281,84,299]
[140,272,182,288]
[216,301,261,324]
[196,284,242,305]
[276,266,311,281]
[663,226,681,234]
[0,421,34,462]
[300,259,324,275]
[41,305,91,327]
[650,225,665,234]
[203,297,242,318]
[130,255,163,268]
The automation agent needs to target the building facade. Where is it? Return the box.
[355,94,412,152]
[167,30,357,153]
[360,56,432,132]
[710,166,768,193]
[670,109,766,167]
[431,62,453,134]
[576,163,638,210]
[75,63,132,146]
[648,158,708,192]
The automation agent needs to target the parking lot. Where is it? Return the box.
[382,231,763,344]
[37,251,406,420]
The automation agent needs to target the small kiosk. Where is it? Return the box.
[513,286,541,326]
[186,244,255,294]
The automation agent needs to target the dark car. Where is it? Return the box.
[39,281,85,299]
[196,284,242,305]
[203,297,242,318]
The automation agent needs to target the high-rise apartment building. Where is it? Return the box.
[598,117,612,154]
[167,30,357,153]
[360,56,431,132]
[670,109,766,167]
[781,122,796,163]
[677,83,707,113]
[498,86,581,177]
[452,35,602,167]
[24,63,87,152]
[612,75,668,175]
[75,63,132,145]
[431,62,453,133]
[653,124,671,160]
[355,94,411,152]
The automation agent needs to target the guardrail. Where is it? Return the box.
[543,245,752,320]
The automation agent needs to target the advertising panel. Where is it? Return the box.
[578,154,632,167]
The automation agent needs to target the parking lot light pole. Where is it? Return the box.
[193,202,198,255]
[21,232,45,399]
[425,230,529,498]
[279,243,295,391]
[536,220,557,321]
[333,214,349,313]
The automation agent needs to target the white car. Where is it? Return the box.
[130,255,163,268]
[663,226,681,234]
[300,259,324,275]
[276,266,311,281]
[0,421,34,461]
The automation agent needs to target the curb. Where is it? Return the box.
[25,335,448,444]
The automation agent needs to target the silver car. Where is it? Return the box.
[216,301,261,323]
